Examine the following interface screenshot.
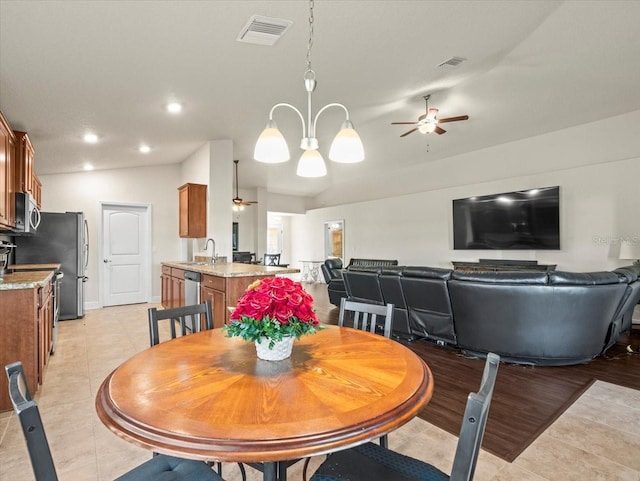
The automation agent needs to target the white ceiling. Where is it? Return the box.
[1,1,639,201]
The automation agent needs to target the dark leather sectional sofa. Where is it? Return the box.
[321,258,399,307]
[335,263,640,366]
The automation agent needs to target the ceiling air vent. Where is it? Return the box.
[237,15,293,46]
[438,56,466,68]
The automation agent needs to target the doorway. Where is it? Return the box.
[100,203,151,306]
[324,220,344,260]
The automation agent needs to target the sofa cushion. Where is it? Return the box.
[548,271,624,285]
[348,266,383,274]
[402,267,453,280]
[322,258,344,283]
[614,267,639,283]
[452,270,548,284]
[380,266,404,275]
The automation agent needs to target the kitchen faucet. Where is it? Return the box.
[205,238,216,264]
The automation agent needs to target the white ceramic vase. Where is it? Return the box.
[254,336,294,361]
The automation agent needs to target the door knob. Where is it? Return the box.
[103,259,111,263]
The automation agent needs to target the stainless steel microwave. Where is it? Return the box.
[14,192,41,234]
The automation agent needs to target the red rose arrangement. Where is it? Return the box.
[224,276,322,349]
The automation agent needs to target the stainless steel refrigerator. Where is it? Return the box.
[15,212,88,320]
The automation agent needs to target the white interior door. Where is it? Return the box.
[101,203,150,306]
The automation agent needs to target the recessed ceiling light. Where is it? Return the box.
[83,163,94,171]
[139,145,151,154]
[83,132,98,143]
[167,102,182,114]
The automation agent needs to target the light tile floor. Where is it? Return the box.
[1,303,639,481]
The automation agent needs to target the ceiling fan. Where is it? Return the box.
[232,159,257,211]
[392,95,469,137]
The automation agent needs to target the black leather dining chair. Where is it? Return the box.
[5,361,224,481]
[308,353,501,481]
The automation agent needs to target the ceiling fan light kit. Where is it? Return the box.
[392,94,468,137]
[254,0,364,177]
[232,160,257,210]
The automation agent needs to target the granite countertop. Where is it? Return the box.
[162,261,300,278]
[9,263,62,271]
[0,269,55,290]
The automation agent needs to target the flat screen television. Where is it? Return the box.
[453,186,560,250]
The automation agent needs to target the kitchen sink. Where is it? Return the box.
[180,261,210,266]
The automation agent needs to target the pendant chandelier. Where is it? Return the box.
[253,0,364,177]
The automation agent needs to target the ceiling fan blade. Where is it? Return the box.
[434,125,447,135]
[391,121,418,125]
[427,108,438,120]
[437,115,469,124]
[400,128,418,137]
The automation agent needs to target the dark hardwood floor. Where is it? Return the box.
[304,282,640,462]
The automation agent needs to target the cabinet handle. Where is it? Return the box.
[103,259,112,263]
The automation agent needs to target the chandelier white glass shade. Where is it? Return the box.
[254,120,290,163]
[254,0,364,176]
[296,149,327,177]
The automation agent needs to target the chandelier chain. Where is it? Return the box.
[306,0,314,71]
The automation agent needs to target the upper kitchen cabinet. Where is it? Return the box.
[32,174,42,208]
[0,111,16,229]
[178,183,207,238]
[14,131,41,207]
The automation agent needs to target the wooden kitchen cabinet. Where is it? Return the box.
[0,272,55,412]
[32,173,42,208]
[14,130,35,195]
[170,268,185,308]
[178,183,207,238]
[201,273,265,328]
[201,274,227,328]
[0,110,16,228]
[37,280,53,383]
[160,266,185,309]
[161,265,172,308]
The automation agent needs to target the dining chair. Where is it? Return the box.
[148,300,214,346]
[308,352,501,481]
[338,297,395,339]
[263,253,281,266]
[5,361,224,481]
[147,301,246,480]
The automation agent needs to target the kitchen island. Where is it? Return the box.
[161,261,300,328]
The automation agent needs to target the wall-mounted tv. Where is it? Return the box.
[453,186,560,250]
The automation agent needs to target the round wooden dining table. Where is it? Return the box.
[96,325,433,481]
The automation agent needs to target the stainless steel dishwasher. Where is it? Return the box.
[183,270,201,331]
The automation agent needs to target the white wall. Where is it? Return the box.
[180,143,210,259]
[39,164,181,306]
[180,140,234,261]
[34,110,640,309]
[294,111,640,272]
[233,187,257,253]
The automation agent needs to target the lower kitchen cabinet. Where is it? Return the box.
[160,266,185,309]
[201,275,227,329]
[201,274,265,328]
[0,273,55,412]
